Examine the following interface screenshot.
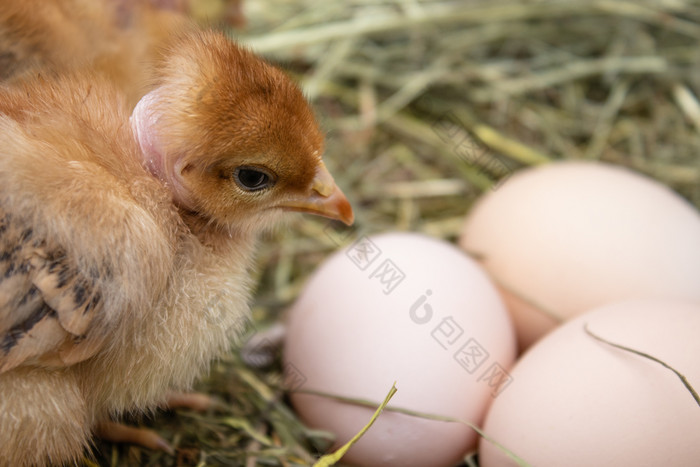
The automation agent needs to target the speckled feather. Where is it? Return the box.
[0,205,110,369]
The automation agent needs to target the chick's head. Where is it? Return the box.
[131,30,353,235]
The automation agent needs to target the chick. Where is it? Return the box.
[0,0,188,106]
[0,29,353,466]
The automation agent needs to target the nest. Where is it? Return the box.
[93,0,700,465]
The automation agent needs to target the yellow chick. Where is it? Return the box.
[0,30,352,466]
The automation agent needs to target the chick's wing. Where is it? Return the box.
[0,76,177,375]
[0,207,106,373]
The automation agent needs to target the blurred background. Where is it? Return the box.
[99,0,700,465]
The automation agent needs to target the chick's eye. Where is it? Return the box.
[234,167,275,192]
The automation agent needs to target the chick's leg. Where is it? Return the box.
[164,391,213,412]
[95,392,215,454]
[95,421,174,455]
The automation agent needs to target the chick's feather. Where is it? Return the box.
[0,0,188,106]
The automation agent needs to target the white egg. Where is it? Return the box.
[460,161,700,350]
[284,232,516,467]
[479,299,700,467]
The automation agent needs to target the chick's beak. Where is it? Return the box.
[280,162,354,225]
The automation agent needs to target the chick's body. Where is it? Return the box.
[0,0,187,106]
[0,30,352,466]
[0,72,253,466]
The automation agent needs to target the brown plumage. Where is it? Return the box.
[0,29,353,466]
[0,0,188,106]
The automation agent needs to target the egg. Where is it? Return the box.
[459,161,700,350]
[284,232,516,467]
[479,299,700,467]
